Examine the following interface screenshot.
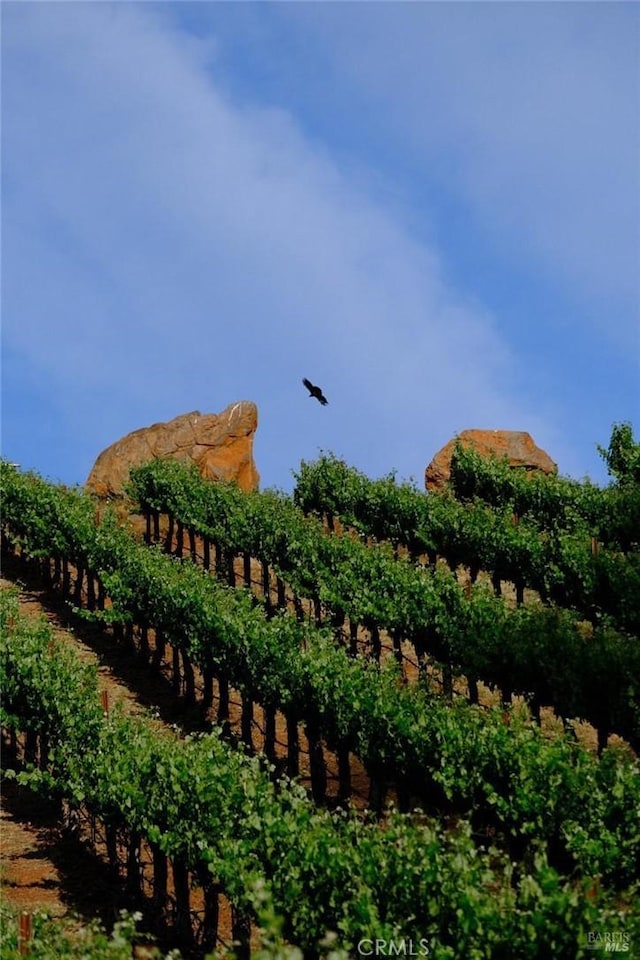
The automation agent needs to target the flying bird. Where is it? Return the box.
[302,378,328,406]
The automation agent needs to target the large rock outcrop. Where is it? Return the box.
[425,429,556,491]
[86,401,259,497]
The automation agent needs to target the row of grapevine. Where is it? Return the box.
[449,425,640,551]
[6,588,636,959]
[127,459,640,748]
[292,454,640,634]
[2,461,640,888]
[3,468,639,884]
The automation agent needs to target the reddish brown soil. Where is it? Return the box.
[1,776,129,925]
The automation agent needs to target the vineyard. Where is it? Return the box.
[1,424,639,959]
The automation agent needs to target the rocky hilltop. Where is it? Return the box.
[86,401,259,498]
[425,429,556,491]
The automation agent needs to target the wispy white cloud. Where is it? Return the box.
[280,2,640,350]
[1,3,592,486]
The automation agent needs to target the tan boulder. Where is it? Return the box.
[86,401,259,497]
[425,429,556,491]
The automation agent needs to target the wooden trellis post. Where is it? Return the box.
[337,743,351,801]
[172,858,193,947]
[151,843,168,921]
[226,550,236,587]
[126,830,142,897]
[264,703,277,759]
[369,622,381,662]
[217,675,230,734]
[286,713,299,778]
[261,561,272,617]
[349,620,358,656]
[175,520,184,558]
[202,880,221,952]
[172,645,181,696]
[165,513,175,553]
[306,720,327,803]
[241,696,254,750]
[18,912,32,957]
[202,667,214,709]
[231,908,251,960]
[182,651,195,703]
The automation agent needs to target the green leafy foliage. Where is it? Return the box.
[2,591,638,958]
[598,422,640,488]
[2,595,633,960]
[0,908,180,960]
[2,465,640,887]
[294,449,640,630]
[127,457,640,745]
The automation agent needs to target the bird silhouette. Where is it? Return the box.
[302,378,328,406]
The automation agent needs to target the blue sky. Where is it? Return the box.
[2,1,639,492]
